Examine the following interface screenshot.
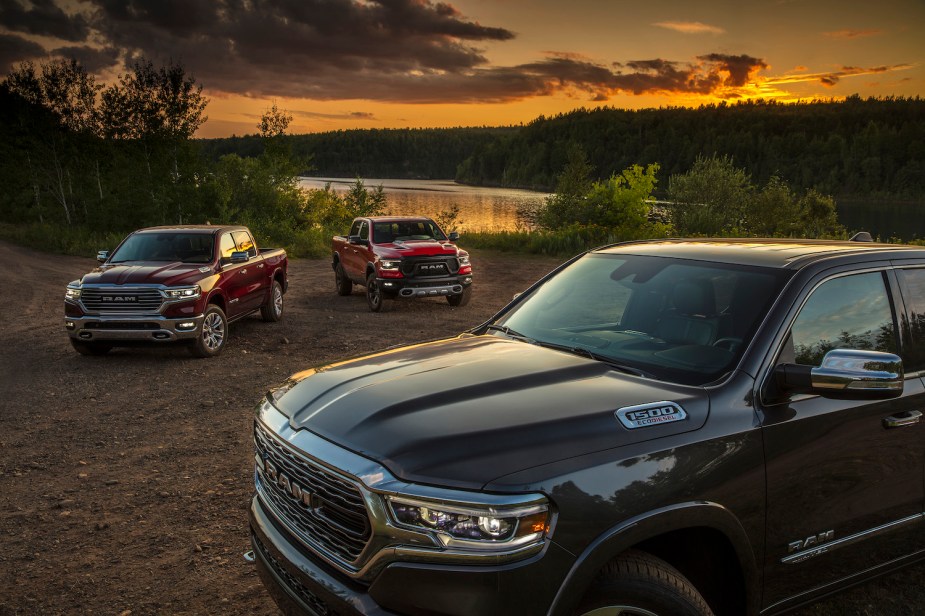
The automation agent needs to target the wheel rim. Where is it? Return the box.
[273,285,283,315]
[579,607,659,616]
[368,281,380,308]
[201,312,225,350]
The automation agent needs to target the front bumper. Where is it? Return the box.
[377,275,473,299]
[250,495,573,616]
[64,313,205,343]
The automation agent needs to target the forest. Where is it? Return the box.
[201,127,515,180]
[454,98,925,198]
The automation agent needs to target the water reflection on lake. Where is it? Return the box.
[299,177,549,232]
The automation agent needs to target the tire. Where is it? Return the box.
[366,273,390,312]
[190,305,228,358]
[261,280,284,322]
[576,550,714,616]
[70,338,112,356]
[446,285,472,307]
[335,262,353,296]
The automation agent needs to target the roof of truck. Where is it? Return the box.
[135,225,247,234]
[595,238,925,269]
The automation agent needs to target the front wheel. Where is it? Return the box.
[576,550,713,616]
[70,339,112,356]
[261,280,284,322]
[447,285,472,307]
[190,305,228,358]
[366,273,390,312]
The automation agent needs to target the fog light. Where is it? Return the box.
[464,277,472,283]
[177,321,196,331]
[65,321,75,329]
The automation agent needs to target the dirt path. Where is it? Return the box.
[0,240,920,615]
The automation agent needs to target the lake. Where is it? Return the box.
[300,177,924,241]
[299,177,549,232]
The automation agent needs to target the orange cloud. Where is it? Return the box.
[823,29,883,39]
[653,21,725,35]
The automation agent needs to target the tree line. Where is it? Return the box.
[200,127,515,179]
[455,98,925,199]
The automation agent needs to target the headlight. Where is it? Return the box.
[164,285,200,299]
[387,495,549,549]
[458,255,470,266]
[65,286,81,300]
[379,260,401,270]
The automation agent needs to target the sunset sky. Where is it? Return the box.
[1,0,922,137]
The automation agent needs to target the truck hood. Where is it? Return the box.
[80,261,211,287]
[272,335,708,490]
[375,240,461,258]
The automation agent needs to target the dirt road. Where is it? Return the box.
[0,240,921,615]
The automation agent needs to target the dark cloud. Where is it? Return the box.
[50,45,119,72]
[0,32,45,70]
[0,0,90,41]
[0,0,774,104]
[696,53,768,87]
[290,109,377,121]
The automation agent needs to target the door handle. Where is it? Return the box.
[240,269,247,275]
[257,263,264,269]
[883,410,923,428]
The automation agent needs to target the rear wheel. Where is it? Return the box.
[335,262,353,296]
[366,273,390,312]
[261,280,284,322]
[190,305,228,358]
[447,285,472,307]
[70,339,112,356]
[576,550,713,616]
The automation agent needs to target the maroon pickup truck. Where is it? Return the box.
[64,225,288,357]
[332,216,472,312]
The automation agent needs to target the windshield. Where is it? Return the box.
[110,232,215,264]
[494,253,790,386]
[373,220,446,243]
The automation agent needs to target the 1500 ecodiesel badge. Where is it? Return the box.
[250,237,925,615]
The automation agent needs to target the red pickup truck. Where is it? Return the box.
[332,216,472,312]
[64,225,288,357]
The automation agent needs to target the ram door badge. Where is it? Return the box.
[615,401,688,429]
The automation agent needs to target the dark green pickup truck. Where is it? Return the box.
[250,238,925,616]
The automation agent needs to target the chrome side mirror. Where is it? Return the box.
[775,349,903,399]
[97,250,110,263]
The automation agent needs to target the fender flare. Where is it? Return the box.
[548,501,760,616]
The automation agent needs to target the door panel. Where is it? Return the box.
[760,269,925,608]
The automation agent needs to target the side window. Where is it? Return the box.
[789,271,897,366]
[896,268,925,372]
[359,221,369,241]
[349,220,362,237]
[232,231,257,258]
[219,233,236,262]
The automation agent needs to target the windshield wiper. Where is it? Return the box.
[532,340,654,378]
[484,324,534,342]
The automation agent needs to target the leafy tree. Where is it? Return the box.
[667,155,752,235]
[799,189,843,237]
[747,175,800,236]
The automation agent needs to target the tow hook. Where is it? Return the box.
[243,550,255,563]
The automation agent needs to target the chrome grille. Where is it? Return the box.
[81,288,163,312]
[254,422,371,565]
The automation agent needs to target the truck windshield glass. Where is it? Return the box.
[373,220,446,243]
[494,253,790,386]
[110,233,215,264]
